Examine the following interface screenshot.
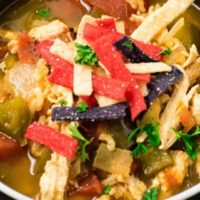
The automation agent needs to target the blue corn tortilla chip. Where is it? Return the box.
[114,36,156,63]
[52,103,129,122]
[145,66,183,106]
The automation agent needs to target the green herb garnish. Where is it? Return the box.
[173,126,200,160]
[103,185,112,194]
[160,48,172,56]
[123,39,133,50]
[35,8,51,19]
[74,43,98,66]
[128,120,160,147]
[69,125,90,161]
[142,187,160,200]
[131,143,148,158]
[129,120,160,158]
[60,99,67,107]
[77,102,88,113]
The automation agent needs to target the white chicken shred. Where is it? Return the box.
[95,94,123,107]
[29,20,68,41]
[131,0,194,42]
[159,68,189,150]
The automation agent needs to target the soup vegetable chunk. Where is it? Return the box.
[1,0,200,200]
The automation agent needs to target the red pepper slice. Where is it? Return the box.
[93,75,127,100]
[80,94,98,107]
[36,40,74,89]
[125,81,147,121]
[96,18,117,31]
[133,39,163,61]
[25,122,78,159]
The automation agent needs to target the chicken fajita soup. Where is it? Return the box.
[0,0,200,200]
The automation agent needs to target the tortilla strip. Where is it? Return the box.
[125,62,172,73]
[39,90,74,200]
[131,0,194,42]
[159,69,189,150]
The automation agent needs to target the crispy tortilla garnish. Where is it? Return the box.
[131,0,194,42]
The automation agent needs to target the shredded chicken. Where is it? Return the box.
[152,151,192,194]
[191,92,200,125]
[101,174,146,200]
[186,58,200,85]
[195,152,200,177]
[29,20,68,41]
[159,68,189,150]
[183,45,199,68]
[131,0,194,42]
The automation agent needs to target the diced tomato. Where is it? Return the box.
[0,132,22,160]
[18,33,40,64]
[96,18,117,31]
[69,174,103,196]
[125,81,147,121]
[84,0,134,18]
[133,39,163,61]
[36,40,74,89]
[25,122,78,159]
[83,23,114,44]
[93,75,127,100]
[81,94,98,107]
[133,73,151,83]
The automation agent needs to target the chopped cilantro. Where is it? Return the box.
[77,102,88,113]
[128,120,160,147]
[131,143,148,158]
[103,185,112,194]
[129,120,160,159]
[160,48,172,56]
[142,120,160,148]
[60,99,67,107]
[173,126,200,160]
[142,187,160,200]
[123,39,133,50]
[74,43,98,66]
[69,125,90,161]
[35,8,51,19]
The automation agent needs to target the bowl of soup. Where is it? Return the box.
[0,0,200,200]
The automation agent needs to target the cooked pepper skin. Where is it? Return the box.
[0,97,32,144]
[139,148,173,176]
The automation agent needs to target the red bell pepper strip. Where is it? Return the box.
[18,33,40,64]
[25,122,78,159]
[96,18,117,31]
[133,39,163,61]
[36,40,74,89]
[125,81,147,121]
[80,94,98,107]
[92,75,127,100]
